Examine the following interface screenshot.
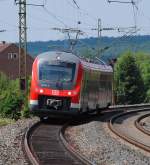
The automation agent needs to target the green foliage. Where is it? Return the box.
[135,52,150,102]
[0,118,14,126]
[0,73,23,119]
[21,77,31,118]
[115,52,146,104]
[21,97,30,118]
[145,89,150,102]
[27,35,150,60]
[80,47,96,60]
[0,73,31,119]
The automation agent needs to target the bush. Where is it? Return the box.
[115,52,146,104]
[145,89,150,102]
[0,73,23,119]
[21,97,30,118]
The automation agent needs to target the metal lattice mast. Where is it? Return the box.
[97,18,101,57]
[92,18,114,58]
[15,0,27,91]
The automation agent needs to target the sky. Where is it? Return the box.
[0,0,150,42]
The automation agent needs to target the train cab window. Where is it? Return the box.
[38,61,76,90]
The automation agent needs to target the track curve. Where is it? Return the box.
[108,109,150,153]
[135,113,150,136]
[23,118,93,165]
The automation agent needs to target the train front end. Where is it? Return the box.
[29,51,82,117]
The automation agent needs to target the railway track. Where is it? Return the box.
[23,117,93,165]
[135,113,150,136]
[23,105,150,164]
[108,109,150,152]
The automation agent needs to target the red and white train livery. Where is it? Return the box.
[29,51,113,117]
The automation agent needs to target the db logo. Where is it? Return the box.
[52,90,59,95]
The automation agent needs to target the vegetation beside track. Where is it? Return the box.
[114,51,150,104]
[0,72,31,120]
[0,50,150,120]
[0,118,14,126]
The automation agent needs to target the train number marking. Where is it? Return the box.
[52,90,59,95]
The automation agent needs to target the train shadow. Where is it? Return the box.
[68,110,124,126]
[40,115,73,125]
[38,111,114,126]
[35,108,150,131]
[41,110,150,126]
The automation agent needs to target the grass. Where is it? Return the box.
[0,118,14,127]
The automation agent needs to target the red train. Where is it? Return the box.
[29,51,113,118]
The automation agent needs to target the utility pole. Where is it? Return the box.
[92,18,114,58]
[97,18,101,57]
[107,0,138,33]
[109,58,117,105]
[52,27,84,52]
[15,0,27,91]
[15,0,44,92]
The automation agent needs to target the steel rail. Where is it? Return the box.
[135,113,150,136]
[109,103,150,111]
[23,119,94,165]
[60,123,95,165]
[108,109,150,153]
[24,121,41,165]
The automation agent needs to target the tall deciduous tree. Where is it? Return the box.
[115,52,145,104]
[135,52,150,102]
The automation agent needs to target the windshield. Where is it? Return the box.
[39,61,76,90]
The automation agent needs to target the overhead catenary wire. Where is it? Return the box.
[65,0,97,21]
[0,0,148,44]
[107,0,140,39]
[72,0,80,9]
[131,0,139,33]
[42,6,68,27]
[77,27,141,59]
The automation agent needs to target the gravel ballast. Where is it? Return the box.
[0,117,39,165]
[143,116,150,132]
[1,114,149,165]
[66,115,150,165]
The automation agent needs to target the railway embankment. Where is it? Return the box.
[0,117,38,165]
[65,112,150,165]
[0,110,150,165]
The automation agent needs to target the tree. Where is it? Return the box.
[114,52,145,104]
[0,73,23,119]
[80,47,96,60]
[135,52,150,102]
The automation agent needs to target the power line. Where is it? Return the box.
[65,0,97,22]
[52,27,84,51]
[0,18,17,28]
[72,0,80,9]
[42,6,67,27]
[102,27,140,55]
[107,0,138,33]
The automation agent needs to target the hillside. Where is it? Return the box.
[27,35,150,61]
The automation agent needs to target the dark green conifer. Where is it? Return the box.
[115,52,145,104]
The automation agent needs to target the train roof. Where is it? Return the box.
[37,51,80,63]
[81,60,113,73]
[37,51,113,73]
